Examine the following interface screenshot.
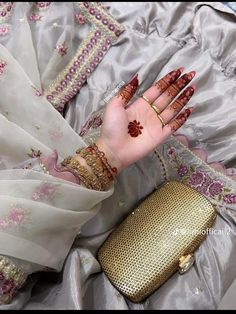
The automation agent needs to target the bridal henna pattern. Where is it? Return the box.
[155,68,183,93]
[167,72,195,98]
[169,108,193,132]
[128,120,143,137]
[118,74,139,105]
[170,86,195,113]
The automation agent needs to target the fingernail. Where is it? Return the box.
[186,107,194,114]
[118,74,139,104]
[191,84,196,90]
[128,73,139,89]
[179,67,184,73]
[189,71,196,78]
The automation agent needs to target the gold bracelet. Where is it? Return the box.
[78,147,113,190]
[62,156,103,191]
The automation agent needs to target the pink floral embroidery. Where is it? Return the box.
[0,59,6,75]
[32,183,57,201]
[0,24,9,36]
[177,164,188,177]
[0,205,27,231]
[224,194,236,204]
[27,148,42,158]
[35,2,52,10]
[56,43,68,56]
[28,13,42,22]
[75,13,86,25]
[167,144,236,204]
[31,85,42,96]
[167,147,176,158]
[0,2,14,23]
[79,114,103,137]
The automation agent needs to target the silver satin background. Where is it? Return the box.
[2,1,236,310]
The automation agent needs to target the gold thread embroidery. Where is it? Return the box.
[44,2,124,111]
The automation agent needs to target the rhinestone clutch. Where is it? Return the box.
[97,181,216,303]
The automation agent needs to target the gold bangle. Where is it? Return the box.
[78,147,112,190]
[62,156,103,191]
[156,114,166,127]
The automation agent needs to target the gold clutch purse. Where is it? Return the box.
[97,181,216,303]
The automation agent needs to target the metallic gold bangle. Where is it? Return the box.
[156,114,166,127]
[85,144,117,180]
[150,103,161,115]
[62,156,103,191]
[140,94,152,105]
[78,147,112,190]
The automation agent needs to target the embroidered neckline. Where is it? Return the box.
[44,2,124,112]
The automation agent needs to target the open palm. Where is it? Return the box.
[96,68,196,172]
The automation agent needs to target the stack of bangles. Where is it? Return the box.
[61,144,117,191]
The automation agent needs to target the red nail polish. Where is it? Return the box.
[118,74,139,104]
[128,74,139,88]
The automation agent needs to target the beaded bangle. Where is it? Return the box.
[61,156,103,191]
[0,255,27,304]
[77,146,113,190]
[76,144,117,180]
[91,143,118,179]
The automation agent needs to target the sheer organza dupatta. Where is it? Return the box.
[0,44,113,271]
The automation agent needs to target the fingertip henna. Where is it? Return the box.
[167,72,195,97]
[169,108,193,132]
[118,74,139,104]
[170,86,195,113]
[154,68,183,93]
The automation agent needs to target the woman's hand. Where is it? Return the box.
[96,67,196,174]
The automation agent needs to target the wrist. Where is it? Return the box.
[95,137,123,174]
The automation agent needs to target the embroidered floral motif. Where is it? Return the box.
[28,13,42,22]
[0,24,10,36]
[75,13,86,25]
[44,2,124,112]
[0,205,27,231]
[167,147,176,158]
[167,145,236,204]
[31,85,42,96]
[0,2,14,23]
[0,59,6,75]
[32,183,57,201]
[27,148,42,158]
[55,43,68,56]
[79,114,103,136]
[34,2,52,10]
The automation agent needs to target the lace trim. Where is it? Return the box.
[44,2,124,112]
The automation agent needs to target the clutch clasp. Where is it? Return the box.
[178,254,195,274]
